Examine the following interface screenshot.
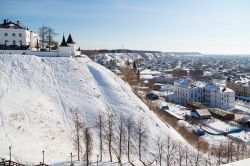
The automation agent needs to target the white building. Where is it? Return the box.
[58,34,80,57]
[174,79,235,110]
[0,19,81,57]
[0,19,39,50]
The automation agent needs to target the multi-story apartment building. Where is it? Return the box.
[174,79,235,110]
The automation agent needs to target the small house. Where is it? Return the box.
[191,109,211,119]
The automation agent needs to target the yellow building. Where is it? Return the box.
[226,78,250,97]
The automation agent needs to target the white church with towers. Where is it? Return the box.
[58,34,81,57]
[0,19,81,57]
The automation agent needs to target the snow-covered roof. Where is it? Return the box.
[140,74,154,80]
[194,109,211,117]
[0,19,26,29]
[174,79,193,88]
[140,69,161,75]
[175,79,207,89]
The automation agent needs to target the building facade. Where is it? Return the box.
[0,19,39,50]
[174,79,235,110]
[0,19,81,57]
[226,77,250,97]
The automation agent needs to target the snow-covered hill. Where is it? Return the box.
[0,54,185,165]
[95,52,167,65]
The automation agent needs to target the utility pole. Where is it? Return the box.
[9,146,11,161]
[42,150,44,164]
[97,155,99,166]
[70,153,73,166]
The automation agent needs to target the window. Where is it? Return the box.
[12,33,15,36]
[19,33,22,37]
[4,33,8,36]
[13,40,16,45]
[5,40,8,45]
[19,40,22,46]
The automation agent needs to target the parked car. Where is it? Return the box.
[146,93,159,100]
[162,105,169,110]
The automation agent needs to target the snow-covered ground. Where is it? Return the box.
[0,54,186,165]
[222,158,250,166]
[155,99,250,143]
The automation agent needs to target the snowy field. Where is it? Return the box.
[0,54,186,165]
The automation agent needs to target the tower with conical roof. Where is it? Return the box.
[60,35,69,46]
[58,34,71,57]
[66,34,76,57]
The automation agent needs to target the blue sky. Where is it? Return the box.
[1,0,250,54]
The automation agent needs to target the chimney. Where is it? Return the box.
[4,19,6,24]
[17,21,20,25]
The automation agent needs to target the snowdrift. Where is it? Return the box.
[0,54,185,164]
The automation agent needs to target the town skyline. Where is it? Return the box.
[1,0,250,54]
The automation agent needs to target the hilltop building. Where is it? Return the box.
[174,79,235,110]
[0,19,81,57]
[0,19,39,50]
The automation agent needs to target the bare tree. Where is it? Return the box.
[156,137,164,166]
[126,116,135,163]
[38,26,57,51]
[83,127,93,166]
[165,136,176,166]
[117,116,124,164]
[71,107,84,161]
[177,144,184,166]
[195,142,202,166]
[226,140,233,163]
[122,66,139,86]
[189,68,204,80]
[184,146,190,166]
[172,69,188,80]
[38,26,47,50]
[46,27,58,51]
[96,112,104,161]
[106,112,114,162]
[136,117,148,163]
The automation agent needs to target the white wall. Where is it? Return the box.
[30,51,59,57]
[67,43,76,56]
[58,46,71,57]
[0,28,38,49]
[0,50,60,57]
[0,49,30,55]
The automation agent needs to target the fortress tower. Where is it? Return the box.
[66,34,76,57]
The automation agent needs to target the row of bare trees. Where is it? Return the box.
[153,136,212,166]
[71,107,150,165]
[38,26,58,51]
[71,108,93,166]
[71,106,250,166]
[97,111,149,165]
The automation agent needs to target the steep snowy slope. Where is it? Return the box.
[95,52,168,65]
[0,54,185,164]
